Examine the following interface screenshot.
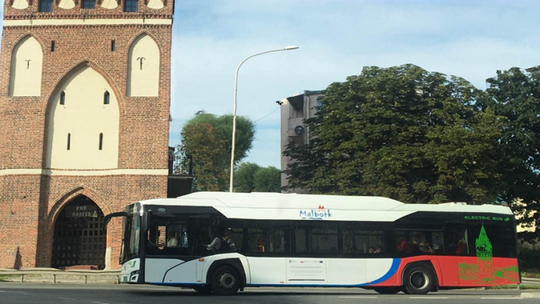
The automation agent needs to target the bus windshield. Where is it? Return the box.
[122,205,141,263]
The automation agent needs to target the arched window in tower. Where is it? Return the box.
[124,0,138,12]
[58,0,76,9]
[11,0,29,9]
[127,34,160,97]
[60,91,66,105]
[147,0,164,10]
[99,133,103,150]
[104,91,110,105]
[67,133,71,151]
[46,66,119,170]
[10,36,43,97]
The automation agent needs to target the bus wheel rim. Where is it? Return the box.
[219,273,235,289]
[410,271,429,289]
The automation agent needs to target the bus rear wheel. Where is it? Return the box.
[373,287,401,294]
[403,264,435,294]
[192,285,212,294]
[211,265,240,296]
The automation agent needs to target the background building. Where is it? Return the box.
[280,90,324,191]
[0,0,174,269]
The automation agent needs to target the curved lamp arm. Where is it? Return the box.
[229,46,299,192]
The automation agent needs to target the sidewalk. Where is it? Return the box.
[0,268,120,284]
[523,277,540,286]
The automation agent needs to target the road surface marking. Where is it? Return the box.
[339,296,378,299]
[409,297,449,299]
[481,297,522,300]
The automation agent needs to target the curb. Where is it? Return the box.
[0,269,121,284]
[521,292,540,299]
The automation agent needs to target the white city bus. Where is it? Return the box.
[104,192,519,295]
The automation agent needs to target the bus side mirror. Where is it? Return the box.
[102,212,127,233]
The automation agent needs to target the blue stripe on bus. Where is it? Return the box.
[357,258,401,286]
[151,258,401,288]
[151,282,204,286]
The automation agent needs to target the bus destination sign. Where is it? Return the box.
[463,215,510,222]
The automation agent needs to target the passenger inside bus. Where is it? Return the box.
[166,232,178,248]
[418,240,434,253]
[397,237,413,256]
[205,228,222,252]
[449,235,468,255]
[224,229,237,252]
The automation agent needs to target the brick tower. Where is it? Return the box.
[0,0,174,269]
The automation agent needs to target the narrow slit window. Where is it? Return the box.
[104,91,110,105]
[67,133,71,150]
[99,133,103,150]
[111,40,116,52]
[51,41,55,52]
[60,91,65,105]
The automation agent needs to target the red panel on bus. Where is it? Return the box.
[371,256,519,288]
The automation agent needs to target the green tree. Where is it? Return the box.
[234,162,261,192]
[284,64,502,204]
[175,114,255,191]
[481,67,540,236]
[254,166,281,192]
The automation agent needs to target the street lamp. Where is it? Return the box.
[229,46,299,192]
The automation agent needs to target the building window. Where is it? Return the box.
[39,0,53,12]
[104,91,110,105]
[99,133,103,150]
[124,0,138,12]
[51,41,55,52]
[67,133,71,150]
[82,0,96,9]
[60,91,65,105]
[111,40,116,52]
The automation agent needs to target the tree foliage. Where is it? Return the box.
[254,167,281,193]
[234,162,261,193]
[481,67,540,234]
[284,64,503,204]
[235,163,281,193]
[175,114,255,191]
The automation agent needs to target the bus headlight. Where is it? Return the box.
[130,270,139,282]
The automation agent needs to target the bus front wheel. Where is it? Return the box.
[211,265,240,295]
[403,264,435,294]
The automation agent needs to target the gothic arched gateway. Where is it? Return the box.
[51,195,106,269]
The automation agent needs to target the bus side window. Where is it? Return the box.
[310,223,338,254]
[248,228,266,253]
[268,229,289,253]
[446,224,469,256]
[295,228,307,253]
[342,227,385,255]
[431,231,445,254]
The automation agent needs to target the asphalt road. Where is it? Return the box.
[0,283,539,304]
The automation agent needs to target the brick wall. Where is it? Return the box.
[0,1,173,269]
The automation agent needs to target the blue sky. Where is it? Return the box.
[2,1,540,169]
[171,0,540,169]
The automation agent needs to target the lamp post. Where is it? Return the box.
[229,46,299,192]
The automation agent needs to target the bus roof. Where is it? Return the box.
[137,192,513,222]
